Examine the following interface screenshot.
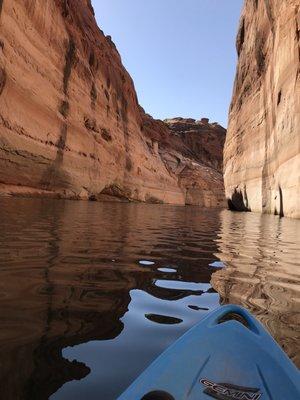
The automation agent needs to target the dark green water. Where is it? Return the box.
[0,198,299,399]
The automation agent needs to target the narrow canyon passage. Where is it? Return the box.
[0,0,299,399]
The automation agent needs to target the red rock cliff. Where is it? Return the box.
[162,117,226,207]
[0,0,225,206]
[224,0,300,218]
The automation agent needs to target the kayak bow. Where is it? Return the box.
[118,305,300,400]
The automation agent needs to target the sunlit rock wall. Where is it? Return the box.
[0,0,226,207]
[0,0,185,204]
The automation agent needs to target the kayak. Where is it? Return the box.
[118,304,300,400]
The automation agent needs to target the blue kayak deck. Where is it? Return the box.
[118,305,300,400]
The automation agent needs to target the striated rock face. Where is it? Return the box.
[224,0,300,218]
[0,0,181,204]
[0,0,226,207]
[143,116,226,207]
[165,117,226,171]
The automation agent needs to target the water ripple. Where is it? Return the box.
[0,199,299,400]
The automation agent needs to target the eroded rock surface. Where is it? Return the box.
[224,0,300,218]
[162,117,226,207]
[0,0,225,207]
[141,115,226,207]
[164,117,226,171]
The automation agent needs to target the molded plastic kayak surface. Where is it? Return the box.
[118,305,300,400]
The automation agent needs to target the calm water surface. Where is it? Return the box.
[0,198,299,400]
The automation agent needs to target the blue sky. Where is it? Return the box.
[93,1,243,128]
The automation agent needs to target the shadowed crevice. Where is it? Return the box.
[263,0,275,35]
[236,18,245,56]
[0,67,6,96]
[59,100,69,118]
[40,123,69,190]
[274,186,284,217]
[62,0,69,18]
[255,32,266,76]
[90,82,97,109]
[63,37,76,95]
[279,186,284,218]
[228,188,250,212]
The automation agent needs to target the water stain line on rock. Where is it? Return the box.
[62,0,70,19]
[41,35,76,190]
[263,0,275,35]
[63,37,76,96]
[0,67,6,96]
[90,82,97,109]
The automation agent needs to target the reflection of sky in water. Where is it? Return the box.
[209,261,224,268]
[157,267,177,273]
[139,260,155,266]
[154,279,211,292]
[55,289,219,400]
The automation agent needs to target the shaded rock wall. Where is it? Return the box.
[0,0,226,207]
[224,0,300,218]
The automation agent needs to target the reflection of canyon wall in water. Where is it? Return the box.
[0,201,135,400]
[211,210,300,367]
[0,199,221,400]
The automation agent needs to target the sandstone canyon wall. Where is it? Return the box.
[224,0,300,218]
[0,0,225,207]
[143,115,226,207]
